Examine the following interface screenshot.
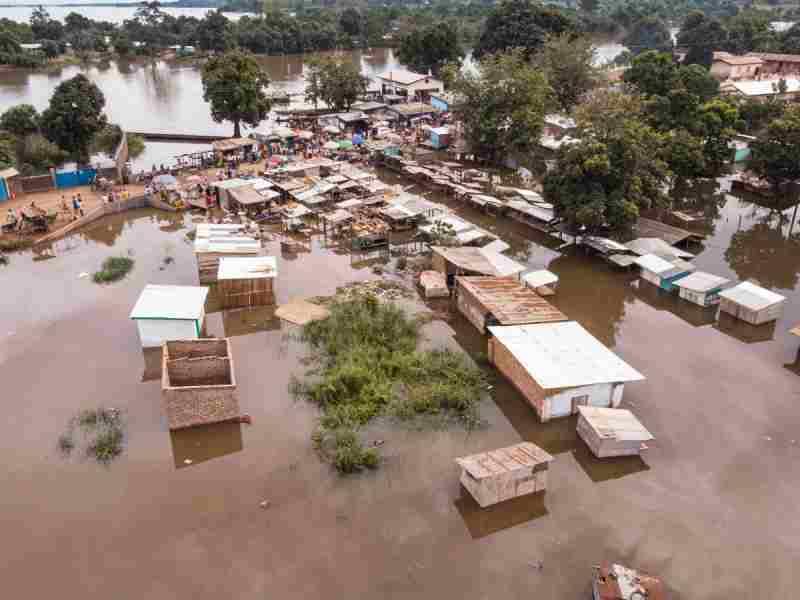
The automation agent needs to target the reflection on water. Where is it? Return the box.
[714,311,777,344]
[571,445,650,483]
[222,305,281,337]
[454,485,548,539]
[141,347,163,383]
[632,279,717,328]
[170,421,244,469]
[724,222,800,290]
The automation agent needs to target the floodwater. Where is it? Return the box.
[1,167,800,598]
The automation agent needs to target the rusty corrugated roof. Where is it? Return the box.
[457,276,567,325]
[594,562,667,600]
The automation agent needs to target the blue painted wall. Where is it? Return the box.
[660,272,692,292]
[0,178,8,202]
[430,96,449,112]
[55,168,96,189]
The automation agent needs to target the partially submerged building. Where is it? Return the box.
[488,321,645,422]
[217,256,277,309]
[431,246,526,286]
[455,442,554,508]
[130,285,209,348]
[419,270,449,298]
[194,234,263,284]
[161,339,240,430]
[576,406,653,458]
[375,69,443,102]
[718,281,786,325]
[522,269,559,295]
[673,271,730,307]
[592,562,666,600]
[456,276,567,334]
[634,253,696,292]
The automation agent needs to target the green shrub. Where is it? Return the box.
[92,256,134,283]
[0,238,33,252]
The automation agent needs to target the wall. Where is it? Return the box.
[546,383,616,420]
[166,356,231,387]
[136,319,198,348]
[162,384,239,430]
[456,283,488,333]
[489,337,548,420]
[20,173,55,193]
[429,96,448,112]
[577,413,641,458]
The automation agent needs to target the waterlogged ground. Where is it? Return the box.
[1,182,800,598]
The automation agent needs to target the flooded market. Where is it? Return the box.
[1,164,799,599]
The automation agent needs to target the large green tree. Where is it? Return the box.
[444,49,553,165]
[397,21,463,77]
[0,104,39,138]
[533,33,598,113]
[544,118,671,231]
[201,50,272,137]
[313,57,367,112]
[40,74,107,161]
[623,16,673,56]
[30,5,64,41]
[474,0,574,59]
[750,105,800,188]
[195,9,234,53]
[677,11,727,67]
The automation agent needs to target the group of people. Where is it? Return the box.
[60,194,85,219]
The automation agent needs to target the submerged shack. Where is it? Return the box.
[673,271,730,307]
[455,442,554,508]
[217,256,277,309]
[456,276,567,334]
[577,406,653,458]
[522,269,559,295]
[635,254,696,292]
[431,246,526,287]
[488,321,645,422]
[718,281,786,325]
[592,562,666,600]
[129,285,209,348]
[161,339,240,430]
[194,234,262,284]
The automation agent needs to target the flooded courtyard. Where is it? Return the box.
[1,168,799,599]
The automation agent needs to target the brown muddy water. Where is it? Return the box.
[1,175,800,599]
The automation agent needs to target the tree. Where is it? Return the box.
[444,49,553,165]
[17,133,68,175]
[623,50,676,98]
[677,11,727,67]
[0,29,20,55]
[623,16,673,56]
[579,0,598,13]
[543,118,670,231]
[0,104,39,137]
[0,133,15,169]
[474,0,575,59]
[314,58,367,112]
[781,22,800,53]
[663,128,708,181]
[575,89,644,143]
[196,10,234,53]
[40,74,107,161]
[41,39,61,59]
[533,33,598,113]
[397,21,463,77]
[30,5,64,41]
[201,50,272,137]
[112,32,133,56]
[750,105,800,188]
[339,7,362,37]
[726,11,775,55]
[304,56,324,109]
[735,95,784,135]
[694,98,742,177]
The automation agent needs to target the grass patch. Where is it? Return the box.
[0,238,33,252]
[59,407,125,465]
[291,296,486,474]
[92,256,135,283]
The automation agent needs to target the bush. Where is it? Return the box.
[0,50,46,68]
[0,238,33,252]
[18,133,68,175]
[92,256,134,283]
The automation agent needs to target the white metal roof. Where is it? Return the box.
[488,321,645,389]
[673,271,730,293]
[194,237,261,254]
[635,253,695,278]
[130,285,209,321]
[578,406,653,442]
[732,78,800,96]
[625,237,694,258]
[376,69,435,85]
[217,256,277,281]
[718,281,786,310]
[211,178,253,190]
[195,224,245,237]
[523,269,559,289]
[482,239,510,254]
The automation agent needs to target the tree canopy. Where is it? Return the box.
[305,56,367,113]
[397,21,463,77]
[201,50,271,137]
[474,0,575,59]
[623,16,673,56]
[750,105,800,187]
[533,33,598,113]
[0,104,39,138]
[40,74,107,161]
[444,49,553,165]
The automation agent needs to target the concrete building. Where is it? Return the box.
[375,69,443,101]
[488,321,645,422]
[673,271,730,307]
[576,406,653,458]
[130,285,209,348]
[723,78,800,101]
[718,281,786,325]
[748,52,800,77]
[455,442,554,508]
[710,53,763,80]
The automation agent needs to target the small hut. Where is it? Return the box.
[217,256,277,309]
[456,276,567,334]
[161,339,239,430]
[576,406,653,458]
[522,269,559,295]
[194,235,262,284]
[634,253,696,292]
[673,271,730,307]
[419,270,449,298]
[431,246,526,287]
[455,442,554,508]
[129,285,209,348]
[488,321,645,422]
[718,281,786,325]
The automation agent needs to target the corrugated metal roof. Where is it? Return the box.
[229,185,266,206]
[455,442,553,480]
[194,237,262,254]
[434,246,526,277]
[583,236,630,254]
[522,269,558,289]
[130,285,208,320]
[217,256,277,281]
[635,254,695,278]
[211,178,252,190]
[458,277,567,325]
[673,271,730,293]
[376,69,432,85]
[0,167,19,179]
[718,281,785,310]
[636,217,696,245]
[578,406,653,442]
[488,321,645,389]
[625,237,694,258]
[732,78,800,96]
[482,239,510,254]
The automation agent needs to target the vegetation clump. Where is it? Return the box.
[291,296,486,474]
[0,238,33,252]
[58,407,125,465]
[92,256,134,283]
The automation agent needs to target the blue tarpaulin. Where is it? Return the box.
[55,166,96,189]
[352,133,364,146]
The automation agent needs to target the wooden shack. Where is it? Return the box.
[419,270,449,298]
[161,339,240,430]
[456,276,567,334]
[673,271,730,307]
[130,285,209,348]
[431,246,526,287]
[522,269,559,295]
[194,235,262,284]
[576,406,653,458]
[718,281,786,325]
[634,253,696,292]
[455,442,554,508]
[592,562,666,600]
[217,256,277,309]
[488,322,645,422]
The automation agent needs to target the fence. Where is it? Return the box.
[20,173,55,193]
